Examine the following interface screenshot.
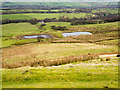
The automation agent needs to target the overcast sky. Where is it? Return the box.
[1,0,120,2]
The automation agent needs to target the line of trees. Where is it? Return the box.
[2,8,94,14]
[1,19,29,24]
[2,10,74,14]
[1,13,119,25]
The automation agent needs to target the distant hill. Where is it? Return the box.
[1,2,118,8]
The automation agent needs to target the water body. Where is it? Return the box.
[22,35,51,39]
[62,32,92,37]
[22,32,92,39]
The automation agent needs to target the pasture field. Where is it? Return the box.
[2,13,91,20]
[2,56,118,88]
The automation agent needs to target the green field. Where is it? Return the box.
[2,13,91,20]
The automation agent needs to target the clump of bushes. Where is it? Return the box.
[29,18,38,25]
[51,25,67,31]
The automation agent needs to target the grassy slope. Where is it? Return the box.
[2,57,118,88]
[2,2,90,7]
[2,13,89,20]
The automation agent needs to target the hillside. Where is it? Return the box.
[2,2,118,8]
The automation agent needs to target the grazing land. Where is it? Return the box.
[1,2,119,88]
[2,13,91,20]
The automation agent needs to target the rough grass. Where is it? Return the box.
[2,54,99,68]
[2,56,118,88]
[53,34,119,45]
[96,39,119,45]
[53,22,119,45]
[2,43,118,68]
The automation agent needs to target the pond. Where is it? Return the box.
[22,32,92,39]
[62,32,92,37]
[22,35,51,39]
